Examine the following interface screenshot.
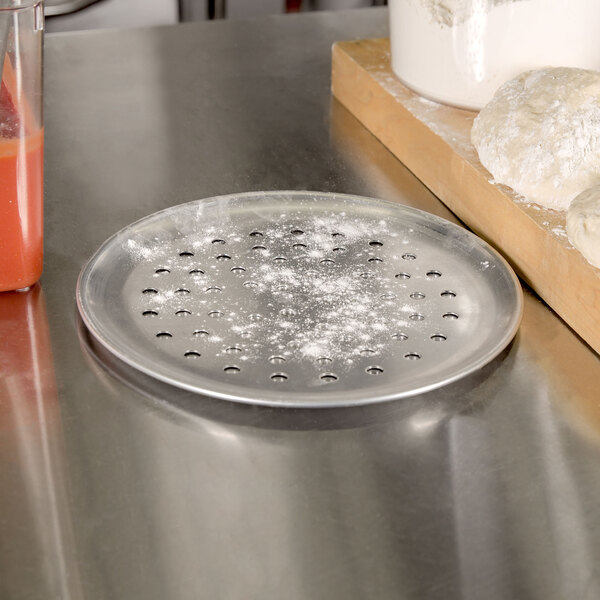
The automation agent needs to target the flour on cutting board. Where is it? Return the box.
[370,63,478,161]
[371,54,575,244]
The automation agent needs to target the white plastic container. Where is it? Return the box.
[389,0,600,111]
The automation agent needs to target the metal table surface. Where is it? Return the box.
[2,8,600,600]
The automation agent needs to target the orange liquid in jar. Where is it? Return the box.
[0,129,44,291]
[0,48,44,293]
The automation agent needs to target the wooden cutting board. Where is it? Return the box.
[331,38,600,355]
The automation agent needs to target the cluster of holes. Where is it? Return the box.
[145,331,454,380]
[143,309,227,320]
[153,237,462,306]
[145,301,457,355]
[167,231,422,270]
[137,228,467,385]
[163,236,454,285]
[187,348,389,384]
[248,228,351,265]
[392,331,447,344]
[139,329,444,384]
[394,270,442,280]
[215,350,393,382]
[149,327,451,346]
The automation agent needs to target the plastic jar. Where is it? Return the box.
[388,0,600,110]
[0,0,44,292]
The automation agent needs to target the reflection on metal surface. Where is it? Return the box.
[77,310,508,432]
[409,408,446,433]
[75,307,600,600]
[449,292,600,600]
[0,286,83,599]
[518,292,600,443]
[26,8,600,598]
[74,314,532,600]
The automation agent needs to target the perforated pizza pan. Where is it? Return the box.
[76,191,523,407]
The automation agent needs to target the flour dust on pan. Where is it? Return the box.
[76,191,523,407]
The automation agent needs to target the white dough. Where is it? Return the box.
[566,185,600,269]
[471,67,600,211]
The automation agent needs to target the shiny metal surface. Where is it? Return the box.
[2,8,600,600]
[77,191,522,406]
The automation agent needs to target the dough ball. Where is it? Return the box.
[471,67,600,211]
[566,185,600,269]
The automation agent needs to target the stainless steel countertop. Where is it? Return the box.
[2,8,600,600]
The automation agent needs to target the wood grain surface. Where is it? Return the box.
[331,38,600,355]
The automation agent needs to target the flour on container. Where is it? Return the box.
[389,0,600,109]
[417,0,524,27]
